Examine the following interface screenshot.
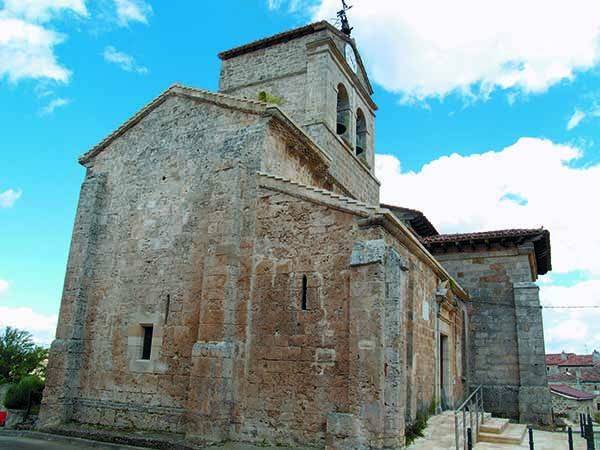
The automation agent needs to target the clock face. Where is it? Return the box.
[345,44,358,73]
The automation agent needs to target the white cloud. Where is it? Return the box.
[103,46,148,74]
[114,0,152,26]
[546,318,589,342]
[0,17,71,83]
[0,280,8,296]
[542,280,600,352]
[0,0,88,83]
[567,109,586,130]
[0,307,57,346]
[2,0,88,23]
[376,138,600,353]
[376,137,600,276]
[39,97,70,116]
[542,280,600,310]
[0,188,21,207]
[268,0,303,12]
[273,0,600,102]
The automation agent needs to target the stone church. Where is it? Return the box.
[39,20,552,449]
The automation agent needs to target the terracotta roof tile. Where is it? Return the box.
[423,228,552,275]
[546,353,575,365]
[559,355,595,366]
[422,228,545,244]
[550,384,595,400]
[547,372,577,383]
[580,367,600,382]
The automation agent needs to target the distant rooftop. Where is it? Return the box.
[546,351,600,367]
[549,367,600,383]
[549,384,596,401]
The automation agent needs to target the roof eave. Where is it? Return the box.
[219,21,341,60]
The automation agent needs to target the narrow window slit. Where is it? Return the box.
[165,294,170,324]
[301,275,308,311]
[141,325,153,360]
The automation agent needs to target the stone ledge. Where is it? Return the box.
[31,425,196,449]
[257,171,374,218]
[513,282,539,290]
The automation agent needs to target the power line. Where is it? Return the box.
[470,299,600,309]
[542,305,600,309]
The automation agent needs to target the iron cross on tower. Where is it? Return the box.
[337,0,353,36]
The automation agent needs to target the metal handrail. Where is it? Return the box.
[454,385,484,450]
[455,385,481,412]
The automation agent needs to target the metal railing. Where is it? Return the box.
[454,385,484,450]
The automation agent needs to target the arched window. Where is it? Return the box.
[336,84,350,141]
[356,108,367,159]
[301,275,308,310]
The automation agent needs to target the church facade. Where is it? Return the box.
[39,21,551,449]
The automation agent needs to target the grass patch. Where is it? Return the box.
[258,91,284,105]
[405,398,437,446]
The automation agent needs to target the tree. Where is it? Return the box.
[0,327,48,384]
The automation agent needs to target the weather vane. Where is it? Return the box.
[337,0,353,36]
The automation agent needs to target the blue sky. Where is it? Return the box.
[1,0,599,353]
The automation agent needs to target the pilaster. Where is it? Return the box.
[513,282,553,425]
[327,240,406,449]
[39,171,107,428]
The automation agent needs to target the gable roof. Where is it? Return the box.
[78,84,331,169]
[423,228,552,275]
[550,384,596,400]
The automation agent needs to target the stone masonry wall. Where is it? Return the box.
[373,229,467,422]
[238,187,360,446]
[434,247,552,425]
[41,94,269,437]
[219,27,379,206]
[262,120,332,190]
[551,395,594,422]
[382,234,467,416]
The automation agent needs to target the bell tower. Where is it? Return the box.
[218,18,379,204]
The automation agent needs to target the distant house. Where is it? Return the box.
[546,351,600,414]
[549,384,596,421]
[546,350,600,375]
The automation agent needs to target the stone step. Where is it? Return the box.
[478,424,527,445]
[479,417,510,434]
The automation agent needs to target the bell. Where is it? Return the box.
[356,146,364,156]
[337,122,347,135]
